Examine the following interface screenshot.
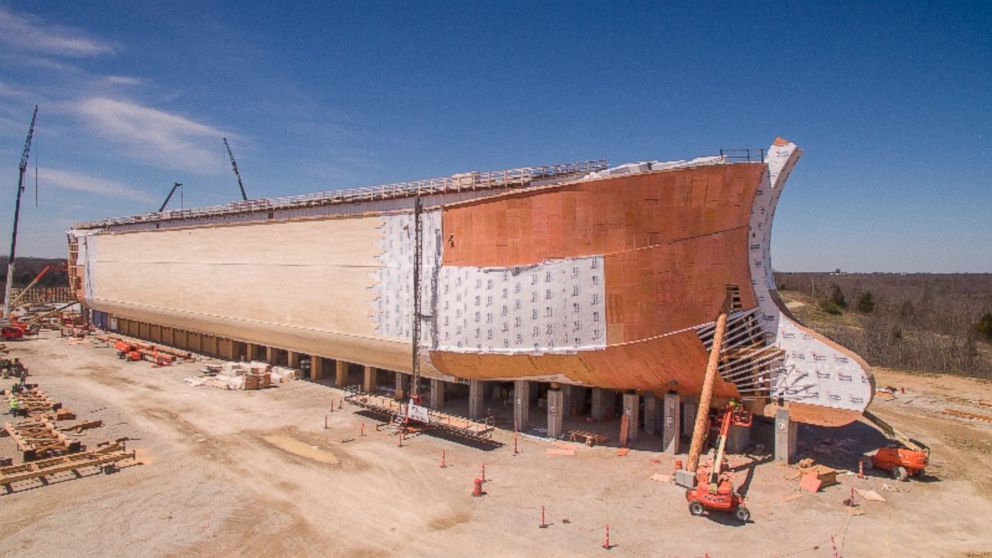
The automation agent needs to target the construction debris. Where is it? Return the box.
[856,489,887,502]
[943,408,992,423]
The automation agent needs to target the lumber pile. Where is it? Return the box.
[186,361,298,390]
[0,441,135,492]
[3,418,82,461]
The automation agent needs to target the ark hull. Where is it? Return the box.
[68,140,873,426]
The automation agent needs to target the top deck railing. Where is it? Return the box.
[74,160,609,230]
[719,148,766,163]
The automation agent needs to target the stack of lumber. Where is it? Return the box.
[2,418,82,461]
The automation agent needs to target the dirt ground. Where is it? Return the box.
[1,333,991,557]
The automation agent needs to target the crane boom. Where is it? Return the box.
[158,182,183,213]
[223,137,248,201]
[3,105,39,322]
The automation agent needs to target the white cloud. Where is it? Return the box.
[73,97,230,174]
[0,6,115,57]
[38,168,155,203]
[102,75,145,86]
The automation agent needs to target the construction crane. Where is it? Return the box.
[3,105,39,324]
[223,137,248,201]
[158,182,184,212]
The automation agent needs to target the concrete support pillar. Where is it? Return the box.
[335,360,348,388]
[246,343,257,361]
[682,398,698,438]
[775,408,797,464]
[310,356,325,381]
[622,393,640,445]
[591,388,606,422]
[265,346,276,364]
[468,380,484,419]
[560,385,574,419]
[727,424,751,454]
[287,351,301,369]
[662,393,681,454]
[513,380,530,431]
[547,389,564,439]
[643,394,658,436]
[430,379,446,410]
[395,372,409,400]
[363,366,378,393]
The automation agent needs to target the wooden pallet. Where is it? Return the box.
[0,442,135,492]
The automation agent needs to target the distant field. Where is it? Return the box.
[775,272,992,379]
[0,256,69,290]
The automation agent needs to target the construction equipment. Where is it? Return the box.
[158,182,184,212]
[3,106,38,324]
[223,138,249,201]
[685,401,753,521]
[860,409,929,481]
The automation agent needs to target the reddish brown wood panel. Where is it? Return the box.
[442,163,765,267]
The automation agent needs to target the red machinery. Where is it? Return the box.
[686,401,753,521]
[114,341,142,362]
[860,410,929,481]
[1,326,24,341]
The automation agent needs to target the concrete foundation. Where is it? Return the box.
[430,379,445,410]
[775,408,798,464]
[662,393,681,454]
[622,392,640,444]
[547,389,564,439]
[513,380,530,430]
[468,380,484,419]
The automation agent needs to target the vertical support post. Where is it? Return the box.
[410,195,424,400]
[775,408,797,464]
[287,351,301,369]
[547,388,564,439]
[727,423,751,454]
[643,394,658,436]
[395,372,409,400]
[363,366,378,394]
[622,393,640,444]
[430,379,446,410]
[682,398,698,438]
[335,360,347,388]
[663,393,681,454]
[590,388,606,422]
[246,343,257,361]
[468,380,484,419]
[513,380,530,431]
[560,385,574,419]
[686,307,730,473]
[310,356,325,381]
[265,346,276,364]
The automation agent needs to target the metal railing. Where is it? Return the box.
[719,148,766,163]
[74,160,609,230]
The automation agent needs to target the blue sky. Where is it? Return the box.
[0,1,989,271]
